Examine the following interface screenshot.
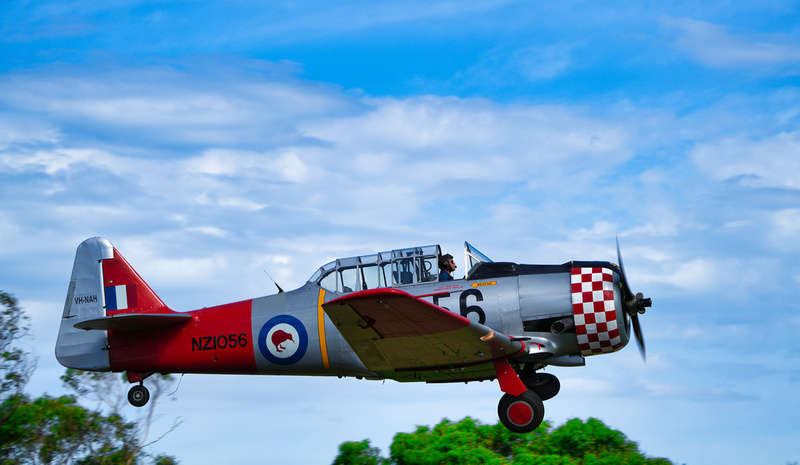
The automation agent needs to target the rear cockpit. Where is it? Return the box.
[309,245,441,293]
[309,242,495,293]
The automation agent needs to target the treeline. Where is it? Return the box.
[333,415,674,464]
[0,291,177,464]
[333,417,672,465]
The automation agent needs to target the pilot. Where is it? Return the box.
[438,254,456,281]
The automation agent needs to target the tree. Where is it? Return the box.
[0,291,34,414]
[390,418,513,465]
[0,291,178,464]
[546,418,671,465]
[333,417,673,465]
[333,440,385,465]
[0,394,139,464]
[61,368,181,460]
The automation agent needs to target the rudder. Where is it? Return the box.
[101,243,166,311]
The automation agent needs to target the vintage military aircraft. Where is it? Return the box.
[56,237,651,433]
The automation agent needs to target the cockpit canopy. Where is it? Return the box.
[309,242,493,294]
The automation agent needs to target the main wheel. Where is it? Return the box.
[128,385,150,407]
[498,390,544,433]
[520,372,560,401]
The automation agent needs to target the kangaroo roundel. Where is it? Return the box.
[258,315,308,365]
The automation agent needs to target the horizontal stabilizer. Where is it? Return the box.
[75,313,191,332]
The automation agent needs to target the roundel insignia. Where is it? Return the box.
[258,315,308,365]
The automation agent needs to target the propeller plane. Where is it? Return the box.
[56,237,651,433]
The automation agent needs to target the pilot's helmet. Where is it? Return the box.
[438,253,455,272]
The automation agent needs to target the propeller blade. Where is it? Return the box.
[616,236,648,363]
[631,313,646,362]
[616,236,631,297]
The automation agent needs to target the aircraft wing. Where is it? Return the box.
[323,288,524,382]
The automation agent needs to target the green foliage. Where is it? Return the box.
[0,291,33,408]
[333,417,673,465]
[0,291,178,465]
[548,418,639,463]
[333,439,385,465]
[390,417,522,465]
[0,394,139,464]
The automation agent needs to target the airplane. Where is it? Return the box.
[55,237,651,433]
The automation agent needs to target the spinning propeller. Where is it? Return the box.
[616,237,652,362]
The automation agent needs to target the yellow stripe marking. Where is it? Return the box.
[317,289,330,369]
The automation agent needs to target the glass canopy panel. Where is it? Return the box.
[464,242,493,277]
[311,244,444,289]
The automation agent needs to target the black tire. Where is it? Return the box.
[497,390,545,433]
[128,385,150,407]
[520,372,560,401]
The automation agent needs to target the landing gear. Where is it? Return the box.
[520,371,560,401]
[497,390,544,433]
[127,384,150,407]
[492,360,555,433]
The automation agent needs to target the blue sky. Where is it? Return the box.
[2,1,799,464]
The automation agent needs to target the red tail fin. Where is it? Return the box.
[102,249,168,312]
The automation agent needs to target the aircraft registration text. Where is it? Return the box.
[74,295,98,305]
[191,333,249,352]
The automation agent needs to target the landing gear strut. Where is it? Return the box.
[127,383,150,407]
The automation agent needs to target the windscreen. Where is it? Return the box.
[464,242,493,277]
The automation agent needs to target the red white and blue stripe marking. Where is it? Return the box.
[105,284,138,311]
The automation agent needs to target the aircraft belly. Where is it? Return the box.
[379,363,497,383]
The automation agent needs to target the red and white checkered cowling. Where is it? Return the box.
[570,266,627,356]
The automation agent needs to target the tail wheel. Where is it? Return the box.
[128,385,150,407]
[520,372,560,401]
[498,390,544,433]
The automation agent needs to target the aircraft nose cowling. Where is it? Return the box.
[569,265,630,356]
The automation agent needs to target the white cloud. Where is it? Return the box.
[456,41,578,87]
[640,259,717,291]
[663,16,800,69]
[0,113,61,150]
[302,96,632,188]
[514,43,576,80]
[187,226,230,238]
[0,60,352,148]
[767,208,800,250]
[690,130,800,189]
[193,192,268,211]
[0,147,113,175]
[272,151,309,183]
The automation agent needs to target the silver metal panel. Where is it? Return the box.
[55,237,112,371]
[518,272,572,320]
[251,284,372,376]
[495,276,522,335]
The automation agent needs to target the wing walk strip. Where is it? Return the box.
[317,289,330,369]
